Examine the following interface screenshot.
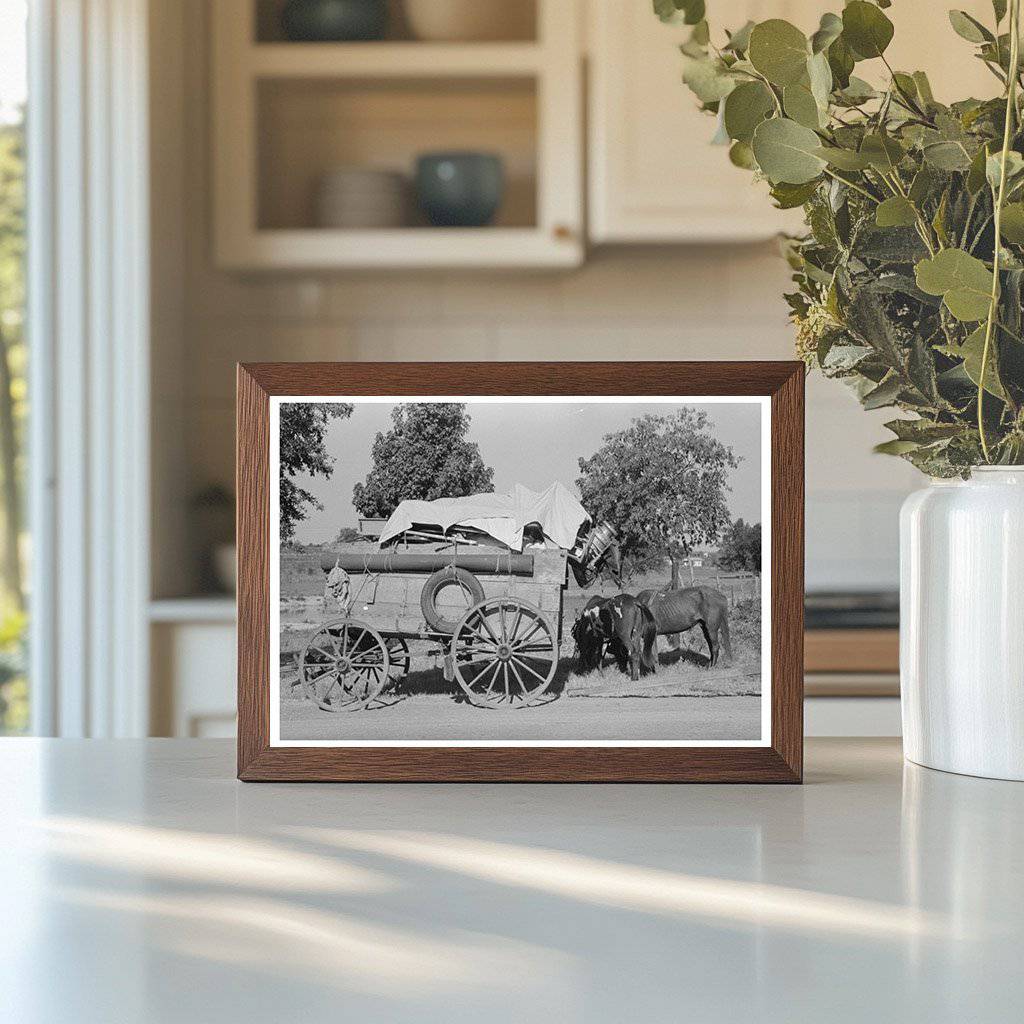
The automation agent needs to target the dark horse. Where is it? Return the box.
[572,594,658,681]
[636,586,733,668]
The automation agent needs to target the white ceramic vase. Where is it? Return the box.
[900,467,1024,780]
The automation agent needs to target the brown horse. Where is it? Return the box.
[573,594,657,681]
[636,586,733,668]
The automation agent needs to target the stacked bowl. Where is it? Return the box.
[314,167,409,229]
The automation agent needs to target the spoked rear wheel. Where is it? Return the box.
[300,619,390,712]
[451,598,558,708]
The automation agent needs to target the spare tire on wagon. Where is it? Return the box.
[420,566,485,633]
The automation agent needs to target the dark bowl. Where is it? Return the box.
[415,152,505,228]
[281,0,388,42]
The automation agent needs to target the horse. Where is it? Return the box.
[573,594,658,681]
[636,586,732,668]
[571,595,609,674]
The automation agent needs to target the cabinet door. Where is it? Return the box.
[588,0,998,244]
[588,1,814,243]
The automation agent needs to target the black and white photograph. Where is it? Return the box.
[270,396,770,746]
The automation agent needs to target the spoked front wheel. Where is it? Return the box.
[300,619,391,712]
[451,598,558,708]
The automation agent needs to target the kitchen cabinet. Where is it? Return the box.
[587,0,999,244]
[212,0,583,269]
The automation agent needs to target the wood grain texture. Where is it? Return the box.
[236,361,805,783]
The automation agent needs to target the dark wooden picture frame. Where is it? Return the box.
[237,362,804,782]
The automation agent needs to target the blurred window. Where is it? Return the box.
[0,0,28,734]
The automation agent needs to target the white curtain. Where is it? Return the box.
[28,0,150,736]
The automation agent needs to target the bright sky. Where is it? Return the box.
[0,1,27,123]
[291,400,764,545]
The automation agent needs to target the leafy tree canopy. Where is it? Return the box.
[353,403,494,518]
[279,402,352,542]
[716,518,762,572]
[576,409,738,584]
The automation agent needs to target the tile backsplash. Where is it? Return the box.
[168,247,917,595]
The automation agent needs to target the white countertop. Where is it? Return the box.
[1,738,1021,1023]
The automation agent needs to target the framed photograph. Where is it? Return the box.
[237,362,803,782]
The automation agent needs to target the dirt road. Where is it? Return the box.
[279,693,761,743]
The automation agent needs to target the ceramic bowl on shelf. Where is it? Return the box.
[314,167,409,228]
[280,0,388,42]
[414,152,504,227]
[403,0,534,42]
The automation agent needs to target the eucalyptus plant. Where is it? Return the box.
[659,0,1024,474]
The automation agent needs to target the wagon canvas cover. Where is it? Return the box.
[377,482,590,552]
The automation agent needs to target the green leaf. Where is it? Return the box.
[723,81,775,143]
[681,55,737,103]
[912,71,935,105]
[728,140,758,169]
[932,190,950,246]
[748,19,810,87]
[654,0,705,25]
[724,20,755,53]
[653,0,676,23]
[681,0,705,26]
[827,35,855,89]
[862,374,902,410]
[770,179,820,209]
[860,133,905,172]
[1000,202,1024,242]
[909,165,936,205]
[874,439,922,456]
[783,83,822,128]
[810,12,843,54]
[967,143,993,193]
[986,150,1024,190]
[814,145,872,170]
[948,10,993,44]
[807,51,833,110]
[836,75,877,104]
[923,141,972,171]
[875,196,918,228]
[752,117,827,184]
[915,249,994,321]
[842,1,894,60]
[885,419,963,443]
[689,20,710,46]
[959,325,1007,398]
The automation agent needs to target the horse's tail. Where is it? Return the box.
[639,604,658,672]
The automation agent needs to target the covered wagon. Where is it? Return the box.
[285,483,620,712]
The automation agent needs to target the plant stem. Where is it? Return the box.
[821,167,879,203]
[979,0,1021,463]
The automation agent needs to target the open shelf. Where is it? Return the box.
[254,0,538,45]
[257,76,537,232]
[249,42,544,78]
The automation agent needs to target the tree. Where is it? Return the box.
[716,518,761,573]
[279,402,352,542]
[353,403,494,517]
[0,115,26,610]
[577,409,738,587]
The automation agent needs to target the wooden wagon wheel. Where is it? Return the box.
[300,619,391,712]
[451,598,558,708]
[385,636,411,690]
